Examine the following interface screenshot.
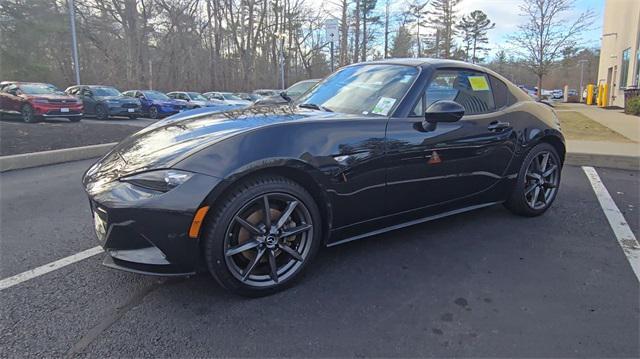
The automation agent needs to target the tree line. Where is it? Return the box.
[0,0,594,95]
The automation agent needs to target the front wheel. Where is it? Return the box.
[21,104,37,123]
[203,175,322,297]
[504,143,561,217]
[148,106,159,119]
[95,104,109,120]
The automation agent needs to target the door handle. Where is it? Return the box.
[488,121,511,132]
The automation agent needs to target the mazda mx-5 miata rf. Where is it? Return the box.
[83,59,564,296]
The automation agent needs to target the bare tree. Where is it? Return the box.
[508,0,594,98]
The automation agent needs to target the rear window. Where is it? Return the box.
[489,75,517,109]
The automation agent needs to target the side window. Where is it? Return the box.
[4,84,18,94]
[412,70,495,116]
[489,75,513,109]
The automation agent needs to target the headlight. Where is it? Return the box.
[34,98,49,103]
[120,169,193,192]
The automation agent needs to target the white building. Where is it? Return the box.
[597,0,640,107]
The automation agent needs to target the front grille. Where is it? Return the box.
[122,103,138,108]
[45,109,81,116]
[49,99,77,104]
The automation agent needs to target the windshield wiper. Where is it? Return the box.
[298,103,333,112]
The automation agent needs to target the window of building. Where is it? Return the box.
[620,48,630,88]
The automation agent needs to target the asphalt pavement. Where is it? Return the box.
[0,161,638,357]
[0,117,155,156]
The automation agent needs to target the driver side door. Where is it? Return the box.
[384,68,515,218]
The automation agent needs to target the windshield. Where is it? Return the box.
[93,87,121,96]
[297,64,418,116]
[20,84,63,95]
[222,93,243,101]
[286,81,317,97]
[187,92,207,101]
[143,91,170,100]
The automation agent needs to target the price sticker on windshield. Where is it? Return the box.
[468,76,490,91]
[371,97,396,115]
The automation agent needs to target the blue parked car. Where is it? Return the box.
[122,90,188,119]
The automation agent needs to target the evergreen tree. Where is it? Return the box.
[390,25,413,58]
[428,0,460,59]
[456,10,495,63]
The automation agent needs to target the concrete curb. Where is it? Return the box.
[0,143,117,172]
[565,152,639,171]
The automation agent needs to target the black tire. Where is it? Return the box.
[95,104,109,120]
[504,142,561,217]
[202,175,322,297]
[21,104,37,123]
[148,106,159,119]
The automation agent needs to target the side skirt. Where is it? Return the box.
[326,201,501,247]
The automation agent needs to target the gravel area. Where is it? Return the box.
[0,119,140,156]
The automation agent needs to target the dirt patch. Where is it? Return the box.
[1,119,140,156]
[557,111,635,143]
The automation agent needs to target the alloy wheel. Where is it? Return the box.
[22,105,34,123]
[149,106,159,119]
[223,193,313,287]
[524,151,559,210]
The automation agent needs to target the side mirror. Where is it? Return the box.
[423,100,464,131]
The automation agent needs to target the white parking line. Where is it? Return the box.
[582,166,640,282]
[0,246,104,291]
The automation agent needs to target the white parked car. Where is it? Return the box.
[203,92,252,107]
[166,91,226,108]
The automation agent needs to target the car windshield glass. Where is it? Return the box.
[187,92,207,101]
[287,81,317,96]
[93,87,121,96]
[143,91,170,100]
[297,64,418,116]
[222,93,242,100]
[20,84,63,95]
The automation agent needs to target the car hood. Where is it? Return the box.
[96,95,138,103]
[83,105,345,189]
[151,100,182,106]
[26,94,77,101]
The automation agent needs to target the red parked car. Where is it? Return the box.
[0,82,83,123]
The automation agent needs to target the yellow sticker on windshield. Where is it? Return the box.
[468,76,490,91]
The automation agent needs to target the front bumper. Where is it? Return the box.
[33,104,83,117]
[86,171,221,275]
[107,105,142,116]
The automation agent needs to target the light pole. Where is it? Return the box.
[274,32,286,90]
[330,33,334,73]
[67,0,81,85]
[578,59,588,102]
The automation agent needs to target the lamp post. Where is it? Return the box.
[578,59,588,102]
[274,32,286,90]
[67,0,81,85]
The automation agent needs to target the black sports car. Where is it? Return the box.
[83,59,564,296]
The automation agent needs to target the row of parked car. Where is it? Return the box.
[0,79,320,123]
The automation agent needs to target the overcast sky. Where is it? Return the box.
[317,0,605,58]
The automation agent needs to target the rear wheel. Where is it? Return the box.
[21,104,36,123]
[203,175,321,297]
[505,143,561,216]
